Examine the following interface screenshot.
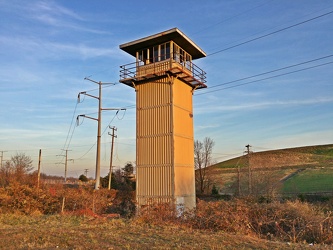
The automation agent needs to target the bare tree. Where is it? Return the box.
[194,137,215,194]
[11,153,33,175]
[0,153,33,186]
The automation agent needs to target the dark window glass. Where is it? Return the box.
[173,44,178,61]
[138,49,148,64]
[161,44,165,61]
[179,48,184,63]
[165,43,170,59]
[153,46,158,62]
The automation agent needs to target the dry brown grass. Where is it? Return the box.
[1,184,333,249]
[0,214,326,250]
[137,199,333,246]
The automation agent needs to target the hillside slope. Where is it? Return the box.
[205,144,333,195]
[212,144,333,170]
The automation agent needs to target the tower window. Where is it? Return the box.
[138,42,172,64]
[138,49,148,64]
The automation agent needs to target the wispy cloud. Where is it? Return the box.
[30,1,113,35]
[33,1,84,21]
[1,0,109,35]
[48,42,116,59]
[0,35,117,59]
[195,96,333,114]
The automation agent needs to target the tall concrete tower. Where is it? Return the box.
[119,28,206,211]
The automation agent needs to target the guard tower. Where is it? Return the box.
[119,28,206,211]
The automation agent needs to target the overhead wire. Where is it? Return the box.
[84,82,119,93]
[207,9,333,57]
[204,3,333,55]
[195,60,333,95]
[59,79,132,163]
[59,6,333,169]
[195,54,333,95]
[75,110,119,160]
[192,0,275,35]
[57,101,79,164]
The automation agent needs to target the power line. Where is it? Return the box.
[75,77,126,190]
[198,61,333,95]
[75,110,119,161]
[83,82,118,93]
[195,60,333,96]
[207,9,333,57]
[60,80,129,164]
[58,101,78,164]
[193,0,274,35]
[206,54,333,90]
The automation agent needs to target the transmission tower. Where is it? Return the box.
[76,77,125,190]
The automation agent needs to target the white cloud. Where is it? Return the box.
[0,35,117,60]
[194,96,333,114]
[33,1,84,22]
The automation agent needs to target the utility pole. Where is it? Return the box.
[37,149,42,190]
[0,151,7,169]
[57,150,73,183]
[237,164,241,195]
[108,126,117,190]
[84,169,89,177]
[64,150,74,182]
[77,77,125,190]
[235,156,242,197]
[245,144,252,195]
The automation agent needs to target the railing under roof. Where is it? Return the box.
[120,53,207,89]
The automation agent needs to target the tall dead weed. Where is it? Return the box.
[136,199,333,244]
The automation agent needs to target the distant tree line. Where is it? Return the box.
[101,162,135,191]
[78,162,136,191]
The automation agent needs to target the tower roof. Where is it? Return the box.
[119,28,206,59]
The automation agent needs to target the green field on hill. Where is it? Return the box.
[282,168,333,194]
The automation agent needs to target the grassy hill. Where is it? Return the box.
[212,144,333,170]
[206,144,333,196]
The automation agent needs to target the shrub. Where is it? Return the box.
[189,199,253,235]
[138,198,333,244]
[249,200,333,244]
[0,183,118,216]
[192,199,333,244]
[136,202,178,225]
[211,185,219,195]
[105,190,135,218]
[0,183,60,214]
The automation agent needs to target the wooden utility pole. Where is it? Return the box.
[235,155,243,196]
[245,144,252,195]
[108,126,117,190]
[57,150,73,183]
[64,150,73,182]
[237,164,241,196]
[37,149,42,190]
[0,151,7,169]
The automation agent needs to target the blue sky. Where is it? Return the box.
[0,0,332,178]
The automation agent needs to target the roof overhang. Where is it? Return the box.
[119,28,206,60]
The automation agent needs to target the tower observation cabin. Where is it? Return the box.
[119,28,206,211]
